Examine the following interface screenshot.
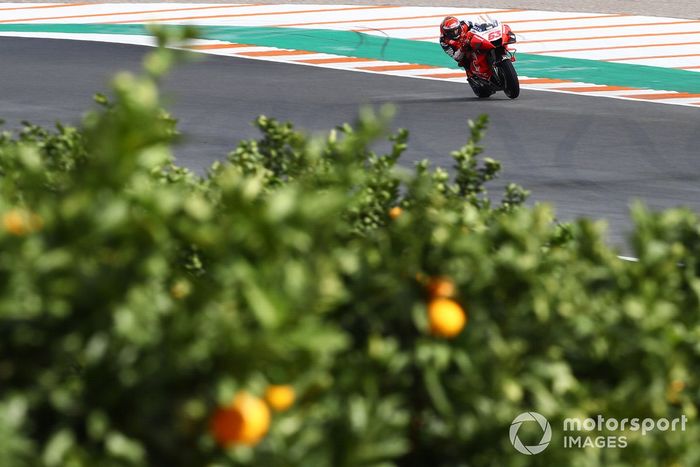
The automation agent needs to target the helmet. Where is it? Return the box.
[441,16,461,40]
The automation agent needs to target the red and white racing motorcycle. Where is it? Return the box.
[461,18,519,99]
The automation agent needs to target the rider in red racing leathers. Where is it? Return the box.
[439,16,474,77]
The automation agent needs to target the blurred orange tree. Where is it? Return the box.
[1,27,699,467]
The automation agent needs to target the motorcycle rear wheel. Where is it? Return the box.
[497,60,520,99]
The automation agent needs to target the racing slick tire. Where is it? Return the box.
[497,60,520,99]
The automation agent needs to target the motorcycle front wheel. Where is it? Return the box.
[497,60,520,99]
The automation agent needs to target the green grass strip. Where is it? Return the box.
[3,23,699,94]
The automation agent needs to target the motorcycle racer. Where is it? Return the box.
[439,15,521,99]
[439,16,473,75]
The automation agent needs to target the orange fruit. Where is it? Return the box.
[264,385,296,412]
[670,380,685,393]
[388,206,402,219]
[210,391,270,447]
[428,298,467,338]
[2,209,42,236]
[426,276,456,299]
[211,406,244,446]
[3,209,30,236]
[667,380,686,404]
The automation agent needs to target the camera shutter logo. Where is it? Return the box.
[509,412,552,455]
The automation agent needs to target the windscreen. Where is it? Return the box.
[471,16,500,32]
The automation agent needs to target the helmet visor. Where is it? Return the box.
[446,26,460,40]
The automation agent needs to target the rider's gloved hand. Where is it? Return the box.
[460,30,474,50]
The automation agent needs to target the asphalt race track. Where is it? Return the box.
[2,37,699,248]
